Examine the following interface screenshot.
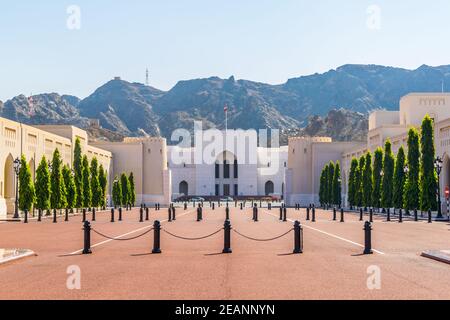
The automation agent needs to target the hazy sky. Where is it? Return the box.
[1,0,450,101]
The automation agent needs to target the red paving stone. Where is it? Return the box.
[0,206,449,300]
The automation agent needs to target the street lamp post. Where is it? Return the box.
[434,156,443,219]
[13,157,21,219]
[338,177,342,209]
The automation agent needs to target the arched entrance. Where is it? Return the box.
[3,154,15,215]
[265,181,274,196]
[179,181,188,196]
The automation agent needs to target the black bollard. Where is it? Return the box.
[197,207,202,222]
[293,221,303,254]
[312,207,316,222]
[222,220,232,254]
[168,208,172,222]
[212,203,215,210]
[414,209,418,222]
[119,207,123,221]
[155,204,158,211]
[279,207,283,221]
[111,208,115,223]
[24,210,28,224]
[226,207,230,220]
[428,210,432,223]
[253,205,259,222]
[140,208,144,223]
[370,208,373,223]
[92,208,96,222]
[146,207,149,221]
[184,203,187,211]
[283,207,287,222]
[38,209,42,222]
[240,203,243,210]
[363,221,373,255]
[340,208,345,223]
[53,209,57,223]
[65,208,69,222]
[399,209,403,223]
[306,207,310,221]
[82,221,92,255]
[387,208,391,222]
[333,208,337,221]
[82,209,86,223]
[359,208,363,221]
[152,221,162,254]
[172,207,176,221]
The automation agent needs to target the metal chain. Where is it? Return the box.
[92,228,153,241]
[162,228,223,241]
[233,229,293,242]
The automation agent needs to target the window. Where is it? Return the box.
[234,160,238,179]
[215,184,220,196]
[215,163,220,179]
[224,161,230,179]
[234,184,238,196]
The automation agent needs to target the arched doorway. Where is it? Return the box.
[265,181,274,196]
[3,154,15,215]
[179,181,188,196]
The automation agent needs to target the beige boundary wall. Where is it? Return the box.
[0,118,112,219]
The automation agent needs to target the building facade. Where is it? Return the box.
[2,92,449,219]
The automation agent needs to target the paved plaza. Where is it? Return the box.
[0,205,449,300]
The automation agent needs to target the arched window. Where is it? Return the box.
[179,181,188,196]
[265,181,274,196]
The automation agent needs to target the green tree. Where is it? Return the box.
[319,166,327,206]
[98,164,107,208]
[348,158,359,208]
[35,156,51,211]
[120,173,130,207]
[404,128,420,210]
[420,115,438,211]
[82,155,91,208]
[129,172,136,207]
[62,165,77,210]
[332,161,342,207]
[73,138,84,209]
[18,155,36,212]
[112,177,122,207]
[327,162,335,205]
[381,140,395,209]
[362,152,373,208]
[90,157,101,208]
[323,164,329,205]
[393,146,406,209]
[372,148,383,208]
[50,149,67,209]
[355,156,366,207]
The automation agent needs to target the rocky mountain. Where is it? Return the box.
[1,64,449,142]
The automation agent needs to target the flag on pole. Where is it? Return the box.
[224,104,228,113]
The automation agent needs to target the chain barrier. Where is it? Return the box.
[92,228,154,241]
[233,228,293,242]
[162,228,223,241]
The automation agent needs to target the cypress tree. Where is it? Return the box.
[35,156,51,211]
[90,157,101,209]
[420,115,438,211]
[328,162,335,205]
[348,158,358,208]
[73,138,83,209]
[372,148,383,208]
[323,164,329,205]
[98,165,107,208]
[319,167,327,206]
[50,149,67,210]
[333,161,342,207]
[120,173,130,207]
[129,172,136,207]
[393,146,406,209]
[355,156,365,207]
[63,165,77,210]
[82,155,91,208]
[404,128,420,210]
[112,177,122,208]
[381,140,395,209]
[362,152,373,208]
[18,155,36,212]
